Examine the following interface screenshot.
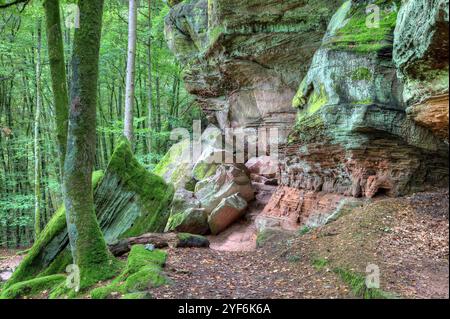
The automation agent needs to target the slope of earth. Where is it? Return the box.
[151,189,448,299]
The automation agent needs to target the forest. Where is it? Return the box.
[0,0,202,248]
[0,0,448,301]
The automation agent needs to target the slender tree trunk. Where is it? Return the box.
[34,20,42,240]
[123,0,137,144]
[146,0,153,154]
[63,0,117,289]
[43,0,69,178]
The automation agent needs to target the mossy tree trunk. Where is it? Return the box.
[43,0,69,179]
[63,0,117,289]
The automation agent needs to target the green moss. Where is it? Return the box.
[176,233,209,248]
[110,138,175,237]
[0,274,66,299]
[127,245,167,273]
[89,245,169,299]
[326,1,398,53]
[193,161,218,181]
[39,248,72,278]
[312,257,329,270]
[351,67,372,81]
[298,226,311,236]
[334,267,398,299]
[121,291,152,299]
[4,171,104,289]
[124,265,167,292]
[153,139,189,177]
[352,99,373,105]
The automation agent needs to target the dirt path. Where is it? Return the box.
[0,249,23,282]
[152,189,449,300]
[151,247,352,299]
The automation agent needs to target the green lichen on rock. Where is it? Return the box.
[153,139,193,190]
[351,67,372,81]
[89,245,168,299]
[0,274,66,299]
[192,161,218,181]
[325,0,399,53]
[103,138,175,238]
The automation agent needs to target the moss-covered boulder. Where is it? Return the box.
[5,139,174,290]
[153,139,195,190]
[175,233,210,248]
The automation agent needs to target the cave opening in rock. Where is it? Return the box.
[374,187,390,197]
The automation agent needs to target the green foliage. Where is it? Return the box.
[298,226,311,236]
[89,245,168,299]
[0,0,204,248]
[0,274,66,299]
[334,267,398,299]
[312,257,329,270]
[4,172,104,289]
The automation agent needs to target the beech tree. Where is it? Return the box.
[43,0,69,178]
[33,19,42,239]
[63,0,119,288]
[123,0,138,144]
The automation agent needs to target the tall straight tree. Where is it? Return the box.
[43,0,69,178]
[146,0,153,153]
[63,0,118,289]
[34,20,42,239]
[123,0,138,144]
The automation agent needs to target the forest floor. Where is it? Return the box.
[152,189,449,299]
[0,189,448,299]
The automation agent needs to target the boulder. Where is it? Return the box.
[208,194,248,235]
[164,189,209,234]
[5,139,174,288]
[246,156,279,179]
[195,164,254,214]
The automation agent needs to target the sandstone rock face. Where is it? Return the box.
[393,0,449,141]
[165,0,449,231]
[208,194,248,235]
[165,0,342,141]
[283,0,448,201]
[255,186,354,232]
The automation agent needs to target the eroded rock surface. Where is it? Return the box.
[165,0,342,141]
[165,0,449,232]
[282,0,448,202]
[393,0,449,141]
